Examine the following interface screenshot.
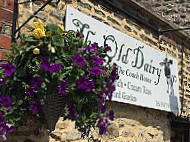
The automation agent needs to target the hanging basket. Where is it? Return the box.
[42,90,66,132]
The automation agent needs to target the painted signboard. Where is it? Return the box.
[65,6,180,113]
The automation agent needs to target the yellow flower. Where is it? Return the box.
[33,19,44,29]
[58,24,64,31]
[33,48,40,54]
[32,28,45,39]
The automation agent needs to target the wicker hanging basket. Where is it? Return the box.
[42,89,66,132]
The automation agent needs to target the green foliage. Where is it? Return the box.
[0,21,118,141]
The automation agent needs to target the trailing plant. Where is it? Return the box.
[0,19,118,141]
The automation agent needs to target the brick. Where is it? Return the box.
[0,35,11,48]
[0,22,2,32]
[0,8,13,22]
[0,0,4,6]
[6,0,14,11]
[0,50,7,60]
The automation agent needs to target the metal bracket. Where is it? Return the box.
[11,0,62,43]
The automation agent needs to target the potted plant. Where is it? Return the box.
[0,19,118,141]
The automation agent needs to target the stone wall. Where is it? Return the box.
[3,103,171,142]
[0,0,14,61]
[132,0,190,34]
[1,0,190,141]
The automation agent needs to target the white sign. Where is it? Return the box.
[65,6,180,113]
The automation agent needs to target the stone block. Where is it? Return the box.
[0,0,4,6]
[0,35,11,48]
[0,49,7,60]
[65,131,81,141]
[107,122,119,138]
[6,0,14,11]
[77,1,91,10]
[0,8,13,23]
[0,22,2,32]
[107,16,120,25]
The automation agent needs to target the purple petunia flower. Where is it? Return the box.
[48,63,62,74]
[99,97,106,113]
[103,63,118,101]
[26,87,38,97]
[77,75,94,92]
[104,44,112,52]
[40,57,50,71]
[89,43,99,52]
[105,82,116,101]
[4,123,13,133]
[108,110,114,121]
[98,117,108,135]
[90,66,105,76]
[91,55,103,65]
[0,78,5,86]
[57,80,68,95]
[0,123,14,141]
[28,100,42,114]
[71,54,85,67]
[0,95,12,110]
[69,105,78,118]
[110,63,119,82]
[31,76,43,88]
[0,62,16,77]
[0,131,7,141]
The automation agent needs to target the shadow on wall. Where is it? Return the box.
[1,126,50,142]
[1,102,172,142]
[107,101,171,141]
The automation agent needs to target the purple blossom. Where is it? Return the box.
[77,75,94,92]
[31,76,43,88]
[40,57,50,71]
[108,110,114,121]
[57,80,68,95]
[0,123,13,141]
[98,117,108,135]
[4,123,13,133]
[69,106,78,118]
[0,62,16,77]
[104,44,111,52]
[97,91,104,99]
[0,131,7,141]
[0,95,11,110]
[28,100,42,114]
[89,43,99,52]
[0,78,5,86]
[90,66,105,76]
[103,63,118,101]
[99,97,106,113]
[49,63,62,74]
[26,87,38,97]
[105,82,115,101]
[71,54,85,67]
[110,63,119,82]
[92,55,103,65]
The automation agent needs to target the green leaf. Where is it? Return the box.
[25,36,37,42]
[52,35,64,47]
[17,100,23,105]
[25,45,37,52]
